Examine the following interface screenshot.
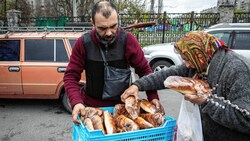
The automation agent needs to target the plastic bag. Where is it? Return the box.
[175,97,203,141]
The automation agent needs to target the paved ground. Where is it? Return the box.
[0,99,72,141]
[0,89,182,141]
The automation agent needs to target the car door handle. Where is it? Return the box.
[57,67,66,73]
[8,66,20,72]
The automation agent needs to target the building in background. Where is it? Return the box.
[200,6,218,13]
[235,0,250,12]
[201,0,250,13]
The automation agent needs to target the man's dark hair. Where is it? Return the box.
[91,0,117,23]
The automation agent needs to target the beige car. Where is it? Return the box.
[0,28,87,113]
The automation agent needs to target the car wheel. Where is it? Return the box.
[151,60,172,72]
[61,91,72,113]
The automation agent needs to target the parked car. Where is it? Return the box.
[143,23,250,72]
[0,27,87,113]
[143,42,183,72]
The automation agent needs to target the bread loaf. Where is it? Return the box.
[103,111,117,134]
[164,76,211,95]
[125,96,140,120]
[140,99,157,114]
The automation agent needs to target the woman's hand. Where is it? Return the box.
[184,93,208,105]
[121,85,139,103]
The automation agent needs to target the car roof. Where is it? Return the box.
[0,31,85,39]
[0,26,89,39]
[207,23,250,29]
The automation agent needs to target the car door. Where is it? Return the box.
[230,30,250,60]
[0,39,23,95]
[206,29,250,61]
[22,39,69,95]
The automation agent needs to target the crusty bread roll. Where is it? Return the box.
[113,104,127,118]
[90,115,105,133]
[103,111,117,134]
[134,117,154,129]
[140,113,165,127]
[125,96,140,120]
[140,99,157,114]
[115,115,140,132]
[83,118,94,131]
[164,76,211,95]
[84,107,103,118]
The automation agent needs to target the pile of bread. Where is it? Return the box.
[80,97,165,135]
[80,76,212,135]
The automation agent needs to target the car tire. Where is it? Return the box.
[61,91,72,114]
[151,60,172,72]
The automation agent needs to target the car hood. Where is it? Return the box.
[143,43,175,55]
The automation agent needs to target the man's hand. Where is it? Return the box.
[72,103,85,125]
[121,85,139,103]
[151,99,165,115]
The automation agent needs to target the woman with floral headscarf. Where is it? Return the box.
[121,31,250,141]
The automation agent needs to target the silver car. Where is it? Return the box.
[143,42,183,72]
[143,23,250,72]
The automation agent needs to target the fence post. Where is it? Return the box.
[190,11,194,31]
[162,11,166,43]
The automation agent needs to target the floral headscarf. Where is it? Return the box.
[175,31,228,79]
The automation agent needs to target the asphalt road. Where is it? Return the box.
[0,89,183,141]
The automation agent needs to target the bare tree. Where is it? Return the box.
[34,0,74,17]
[78,0,95,18]
[30,0,148,18]
[18,0,32,18]
[158,0,163,13]
[114,0,147,14]
[150,0,155,13]
[35,1,45,17]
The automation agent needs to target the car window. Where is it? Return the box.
[233,32,250,50]
[0,40,20,61]
[25,39,68,62]
[208,32,230,45]
[56,40,69,62]
[69,39,77,48]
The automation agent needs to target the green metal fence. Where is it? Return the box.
[121,12,220,46]
[3,12,250,46]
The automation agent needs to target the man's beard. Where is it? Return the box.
[96,33,116,46]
